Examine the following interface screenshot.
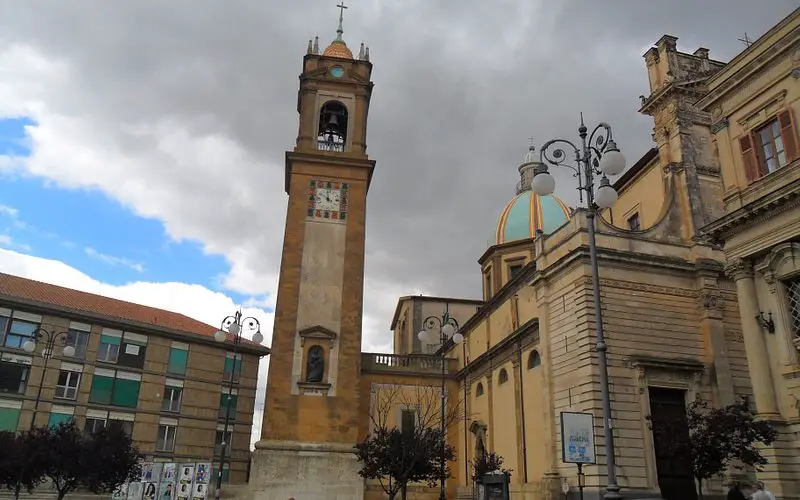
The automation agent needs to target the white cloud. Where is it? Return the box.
[85,246,145,273]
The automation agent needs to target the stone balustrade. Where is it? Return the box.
[361,352,458,375]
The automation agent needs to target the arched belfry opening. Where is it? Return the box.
[317,101,348,152]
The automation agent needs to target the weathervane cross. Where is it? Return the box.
[337,2,348,21]
[738,32,753,48]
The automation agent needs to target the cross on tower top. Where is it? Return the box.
[335,2,348,41]
[738,32,754,48]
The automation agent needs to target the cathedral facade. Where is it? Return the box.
[244,7,800,500]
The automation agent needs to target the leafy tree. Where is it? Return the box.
[353,384,462,500]
[648,397,777,499]
[81,421,142,494]
[0,428,49,500]
[470,451,512,483]
[40,420,141,500]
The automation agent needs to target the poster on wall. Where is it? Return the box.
[191,482,207,500]
[194,463,211,484]
[161,463,177,485]
[143,463,163,484]
[126,481,143,500]
[159,463,177,500]
[112,483,128,500]
[143,482,158,500]
[560,411,596,464]
[177,464,194,500]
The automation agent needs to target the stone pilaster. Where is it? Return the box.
[725,258,780,417]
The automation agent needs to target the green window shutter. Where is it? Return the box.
[99,334,121,346]
[89,374,114,404]
[112,378,141,408]
[167,348,188,375]
[48,413,72,427]
[0,407,20,431]
[218,394,238,419]
[224,357,233,373]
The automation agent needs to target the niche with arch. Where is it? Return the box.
[317,101,349,152]
[475,382,484,397]
[296,325,337,395]
[498,368,509,385]
[527,350,541,369]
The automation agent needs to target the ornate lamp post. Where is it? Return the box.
[418,310,463,500]
[22,329,75,430]
[213,311,263,500]
[531,115,626,500]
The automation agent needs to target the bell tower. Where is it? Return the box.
[249,4,374,500]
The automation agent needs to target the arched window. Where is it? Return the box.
[317,101,348,152]
[498,368,508,385]
[475,382,484,397]
[527,350,541,369]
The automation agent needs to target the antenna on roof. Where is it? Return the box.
[738,32,754,48]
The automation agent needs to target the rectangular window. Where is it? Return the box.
[0,358,31,394]
[156,421,177,452]
[0,310,9,347]
[88,368,141,408]
[401,409,416,436]
[5,318,40,349]
[484,271,492,299]
[786,277,800,336]
[48,406,75,427]
[218,391,238,419]
[627,212,641,231]
[108,414,134,437]
[508,264,524,279]
[118,332,148,370]
[223,354,241,383]
[162,385,183,413]
[65,323,91,359]
[167,345,189,376]
[55,369,81,400]
[757,119,788,174]
[97,329,122,363]
[0,400,22,431]
[215,427,233,455]
[83,417,106,438]
[741,110,799,182]
[211,465,230,484]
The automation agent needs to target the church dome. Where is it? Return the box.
[491,144,571,246]
[494,191,571,245]
[323,40,353,59]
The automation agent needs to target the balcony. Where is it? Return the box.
[361,353,459,375]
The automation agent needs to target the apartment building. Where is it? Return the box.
[0,272,270,484]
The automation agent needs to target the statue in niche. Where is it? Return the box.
[305,345,324,383]
[469,420,488,462]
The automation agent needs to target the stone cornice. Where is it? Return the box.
[445,262,537,346]
[284,150,376,194]
[456,318,539,382]
[697,24,800,110]
[701,175,800,241]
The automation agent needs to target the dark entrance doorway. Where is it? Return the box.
[648,387,697,500]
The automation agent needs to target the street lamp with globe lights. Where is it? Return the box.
[532,115,626,500]
[212,311,263,500]
[22,328,75,430]
[417,311,463,500]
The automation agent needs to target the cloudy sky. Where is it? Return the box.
[0,1,796,441]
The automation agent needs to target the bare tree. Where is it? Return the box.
[355,383,464,500]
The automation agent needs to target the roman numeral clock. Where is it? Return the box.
[308,179,349,222]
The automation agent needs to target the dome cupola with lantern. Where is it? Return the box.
[490,144,573,247]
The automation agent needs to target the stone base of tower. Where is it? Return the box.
[247,440,364,500]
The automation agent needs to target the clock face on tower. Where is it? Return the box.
[307,179,348,222]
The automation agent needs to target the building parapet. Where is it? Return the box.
[361,352,458,375]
